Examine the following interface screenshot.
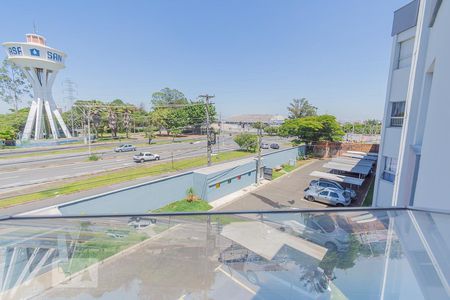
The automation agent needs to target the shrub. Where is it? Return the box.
[233,133,258,152]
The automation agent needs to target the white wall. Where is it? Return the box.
[413,0,450,210]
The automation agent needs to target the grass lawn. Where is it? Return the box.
[272,159,311,180]
[153,199,245,225]
[362,178,375,206]
[0,150,252,209]
[153,199,213,212]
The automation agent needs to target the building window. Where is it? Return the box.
[390,101,406,127]
[382,156,397,182]
[397,38,414,69]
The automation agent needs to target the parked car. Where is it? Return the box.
[133,152,160,163]
[309,179,357,199]
[115,144,136,152]
[219,244,331,299]
[260,143,270,149]
[279,214,350,252]
[304,187,351,207]
[270,143,280,149]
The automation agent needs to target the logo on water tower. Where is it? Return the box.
[30,48,40,56]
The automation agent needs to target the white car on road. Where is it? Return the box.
[133,152,160,163]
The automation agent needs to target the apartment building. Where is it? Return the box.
[374,0,449,210]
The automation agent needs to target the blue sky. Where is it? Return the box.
[1,0,408,121]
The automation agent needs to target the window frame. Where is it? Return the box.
[382,156,398,183]
[390,101,406,127]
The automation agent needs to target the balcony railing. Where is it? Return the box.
[390,116,404,127]
[0,207,448,300]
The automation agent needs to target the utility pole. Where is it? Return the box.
[256,125,263,184]
[199,94,215,166]
[87,105,92,156]
[217,113,222,154]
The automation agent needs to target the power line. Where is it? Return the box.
[62,79,78,136]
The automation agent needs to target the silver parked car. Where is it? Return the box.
[304,187,351,206]
[114,144,136,152]
[133,152,160,163]
[309,179,357,199]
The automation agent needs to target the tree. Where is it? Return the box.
[0,126,16,140]
[0,108,29,137]
[0,59,32,112]
[149,108,169,134]
[165,108,189,136]
[287,98,317,119]
[151,88,188,108]
[234,133,258,152]
[342,119,382,135]
[184,101,217,127]
[108,108,118,138]
[264,126,279,136]
[279,115,344,143]
[316,115,345,142]
[123,108,131,138]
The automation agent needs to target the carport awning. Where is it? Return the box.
[347,151,378,157]
[221,221,327,261]
[332,157,374,167]
[342,153,378,161]
[323,162,372,176]
[309,171,365,186]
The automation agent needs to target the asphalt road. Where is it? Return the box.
[0,135,287,193]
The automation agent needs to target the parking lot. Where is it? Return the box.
[216,159,373,211]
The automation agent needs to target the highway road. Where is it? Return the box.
[0,135,287,193]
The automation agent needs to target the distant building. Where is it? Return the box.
[222,114,286,133]
[374,0,450,210]
[225,114,286,125]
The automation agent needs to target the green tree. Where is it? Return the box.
[279,115,344,143]
[0,59,32,112]
[184,101,217,126]
[234,133,258,152]
[0,126,16,140]
[151,88,188,108]
[316,115,345,142]
[287,98,317,119]
[149,108,169,134]
[165,108,189,136]
[264,126,279,136]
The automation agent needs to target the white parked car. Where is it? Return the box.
[133,152,160,163]
[304,187,351,206]
[115,144,136,152]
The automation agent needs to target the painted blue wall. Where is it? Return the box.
[195,160,257,202]
[59,172,194,215]
[262,146,305,168]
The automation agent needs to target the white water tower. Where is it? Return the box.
[2,34,72,141]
